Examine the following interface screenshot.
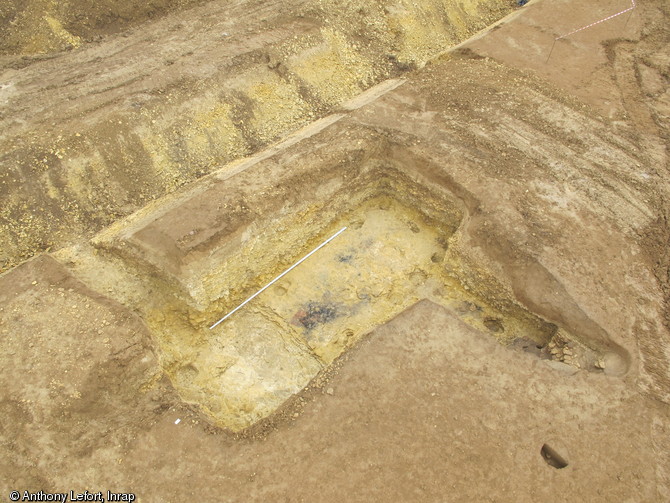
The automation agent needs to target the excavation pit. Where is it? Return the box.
[97,134,626,432]
[168,195,560,431]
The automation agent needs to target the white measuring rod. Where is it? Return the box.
[209,226,347,329]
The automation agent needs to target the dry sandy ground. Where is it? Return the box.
[1,0,670,501]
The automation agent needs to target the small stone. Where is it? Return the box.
[326,387,334,395]
[293,412,299,418]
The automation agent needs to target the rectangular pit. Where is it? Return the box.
[95,133,605,431]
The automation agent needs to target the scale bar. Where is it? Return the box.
[209,226,347,329]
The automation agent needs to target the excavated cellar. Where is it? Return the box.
[96,135,631,432]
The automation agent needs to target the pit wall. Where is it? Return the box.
[0,0,514,271]
[94,139,465,312]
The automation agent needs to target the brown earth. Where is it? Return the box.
[1,0,670,501]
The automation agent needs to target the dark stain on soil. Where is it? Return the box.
[291,302,340,330]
